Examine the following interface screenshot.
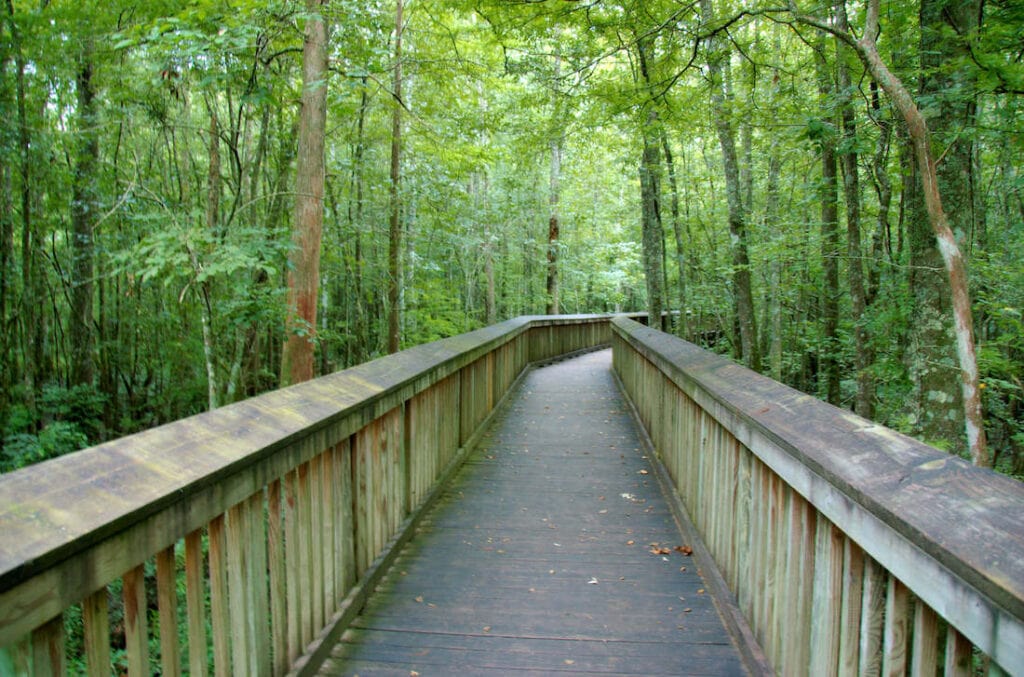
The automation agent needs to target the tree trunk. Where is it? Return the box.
[857,0,987,465]
[639,122,665,331]
[795,0,988,466]
[836,0,872,418]
[70,41,98,388]
[387,0,404,354]
[661,132,688,338]
[816,43,841,406]
[546,136,561,315]
[199,106,220,410]
[281,0,328,385]
[701,0,760,370]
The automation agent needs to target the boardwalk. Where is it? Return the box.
[318,349,753,676]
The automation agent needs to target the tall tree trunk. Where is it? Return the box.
[867,80,892,306]
[70,41,98,388]
[639,119,665,331]
[199,105,220,409]
[837,0,872,418]
[816,43,841,406]
[661,132,688,338]
[349,79,369,362]
[386,0,404,354]
[546,134,562,315]
[281,0,328,385]
[701,0,760,370]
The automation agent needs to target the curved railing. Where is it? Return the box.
[0,315,615,676]
[612,316,1023,676]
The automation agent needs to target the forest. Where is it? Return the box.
[1,0,1021,477]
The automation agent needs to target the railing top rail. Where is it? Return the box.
[0,314,620,594]
[612,317,1024,662]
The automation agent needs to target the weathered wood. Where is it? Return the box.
[859,556,885,677]
[882,575,909,676]
[810,519,844,675]
[122,564,147,677]
[81,588,109,677]
[156,546,181,677]
[838,539,865,677]
[31,615,63,676]
[208,514,230,676]
[184,529,208,677]
[284,469,300,665]
[226,501,252,676]
[322,350,760,676]
[612,317,1024,671]
[911,601,939,676]
[943,626,972,677]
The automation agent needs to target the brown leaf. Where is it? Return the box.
[649,547,671,555]
[674,545,693,556]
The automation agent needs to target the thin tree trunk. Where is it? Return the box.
[701,0,760,370]
[387,0,404,354]
[281,0,328,384]
[639,120,665,331]
[199,106,220,410]
[816,42,841,406]
[661,132,688,338]
[837,0,872,418]
[70,41,98,388]
[546,135,562,315]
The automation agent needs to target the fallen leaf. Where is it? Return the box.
[674,545,693,556]
[626,540,635,546]
[649,546,671,555]
[598,509,608,514]
[564,660,576,665]
[414,596,424,603]
[588,577,599,585]
[483,626,491,633]
[697,589,705,595]
[411,672,420,677]
[638,469,649,475]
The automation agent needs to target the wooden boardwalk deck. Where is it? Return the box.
[318,349,758,676]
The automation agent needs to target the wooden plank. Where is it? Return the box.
[226,502,252,676]
[310,451,325,635]
[156,545,181,677]
[247,491,270,677]
[267,479,288,675]
[321,446,337,620]
[208,514,231,676]
[859,556,885,677]
[911,601,939,677]
[943,627,972,677]
[82,588,109,677]
[31,615,64,676]
[284,469,301,664]
[882,575,909,676]
[809,519,843,675]
[184,529,208,677]
[335,438,355,599]
[122,564,148,677]
[838,538,864,677]
[297,459,313,648]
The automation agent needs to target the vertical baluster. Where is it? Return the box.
[184,529,209,677]
[809,519,843,675]
[226,502,252,675]
[838,539,864,677]
[310,452,325,634]
[882,576,909,676]
[32,615,65,675]
[122,564,148,677]
[284,470,301,664]
[82,588,110,677]
[322,445,337,618]
[943,626,972,677]
[268,479,288,674]
[859,556,885,677]
[248,491,270,676]
[156,546,181,676]
[910,602,939,676]
[208,514,231,676]
[335,438,355,598]
[297,461,313,648]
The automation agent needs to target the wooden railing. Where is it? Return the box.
[612,317,1023,676]
[0,315,614,676]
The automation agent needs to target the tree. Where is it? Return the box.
[786,0,989,465]
[386,0,405,354]
[282,0,330,385]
